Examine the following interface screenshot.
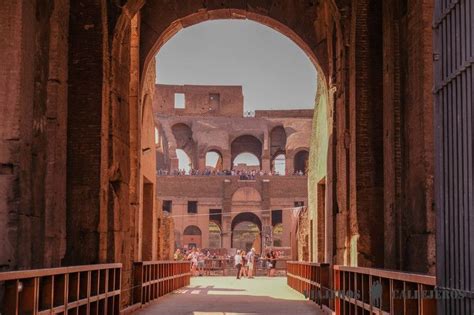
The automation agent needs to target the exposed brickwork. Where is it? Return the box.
[155,84,244,117]
[0,2,437,308]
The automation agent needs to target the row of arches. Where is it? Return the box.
[176,149,307,174]
[181,215,284,250]
[170,123,308,174]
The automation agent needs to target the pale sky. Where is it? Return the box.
[155,20,317,112]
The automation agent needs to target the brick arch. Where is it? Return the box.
[204,147,225,171]
[231,135,263,167]
[139,5,331,83]
[231,212,263,249]
[231,187,262,203]
[270,126,287,157]
[171,123,196,166]
[294,149,310,173]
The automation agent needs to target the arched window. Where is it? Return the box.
[294,150,309,174]
[231,212,262,252]
[183,225,202,235]
[176,149,192,173]
[206,151,223,171]
[154,127,159,144]
[208,222,222,248]
[233,153,260,170]
[183,225,202,249]
[273,223,283,247]
[231,135,262,168]
[272,153,286,175]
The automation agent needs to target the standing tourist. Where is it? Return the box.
[246,248,256,278]
[265,252,272,276]
[197,248,205,276]
[187,248,198,276]
[240,251,248,278]
[234,250,243,279]
[270,250,277,277]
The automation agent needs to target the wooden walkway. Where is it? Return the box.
[135,276,327,315]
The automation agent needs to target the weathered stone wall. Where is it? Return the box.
[155,113,313,174]
[0,0,69,271]
[255,110,314,118]
[0,0,437,300]
[307,79,330,263]
[157,175,307,250]
[155,84,244,117]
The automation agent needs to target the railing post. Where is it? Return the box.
[133,262,144,305]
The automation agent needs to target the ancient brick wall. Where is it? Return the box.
[154,84,244,117]
[0,0,69,271]
[0,0,438,299]
[255,110,314,118]
[398,0,435,274]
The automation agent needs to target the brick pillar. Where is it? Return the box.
[222,179,232,248]
[198,155,206,170]
[262,151,271,172]
[222,152,231,170]
[64,0,108,265]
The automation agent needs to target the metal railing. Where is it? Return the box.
[133,261,191,306]
[0,263,122,315]
[333,265,436,315]
[287,262,331,310]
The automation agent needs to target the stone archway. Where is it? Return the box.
[231,212,262,251]
[205,149,224,171]
[183,225,202,249]
[294,150,309,174]
[231,135,263,167]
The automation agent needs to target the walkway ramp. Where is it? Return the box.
[136,276,327,315]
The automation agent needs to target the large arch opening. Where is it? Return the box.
[294,150,309,175]
[183,225,202,249]
[208,222,222,249]
[171,123,196,171]
[231,212,262,252]
[270,126,287,156]
[144,4,330,268]
[205,150,223,171]
[272,154,286,175]
[231,135,262,168]
[175,149,192,174]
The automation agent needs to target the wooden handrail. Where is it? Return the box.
[0,263,122,315]
[286,262,437,315]
[333,265,436,314]
[332,265,436,286]
[133,261,191,306]
[0,263,122,281]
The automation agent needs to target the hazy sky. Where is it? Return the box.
[155,20,317,112]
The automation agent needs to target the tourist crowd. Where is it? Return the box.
[173,247,282,278]
[158,168,306,178]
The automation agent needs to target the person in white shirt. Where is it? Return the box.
[234,250,243,279]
